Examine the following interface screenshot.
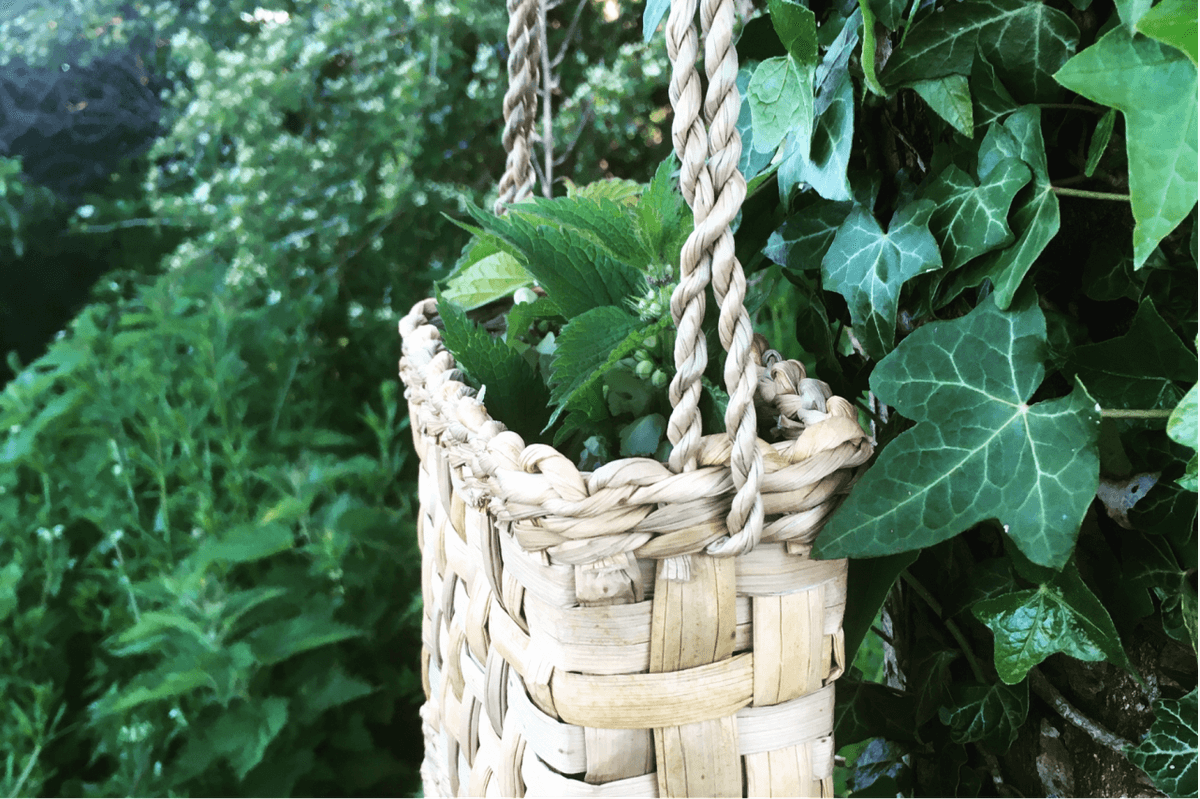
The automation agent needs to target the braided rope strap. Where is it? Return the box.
[666,0,763,557]
[494,0,541,213]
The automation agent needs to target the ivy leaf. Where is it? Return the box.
[1137,0,1198,64]
[972,561,1136,684]
[938,679,1029,751]
[765,196,852,273]
[813,295,1101,569]
[814,7,860,117]
[971,55,1019,130]
[921,157,1031,270]
[881,0,1079,104]
[768,0,817,64]
[547,307,652,427]
[834,676,923,746]
[1127,689,1198,798]
[868,0,908,30]
[779,68,854,202]
[944,107,1060,309]
[643,0,669,42]
[737,68,779,181]
[908,74,974,137]
[440,251,531,311]
[437,292,552,443]
[1068,299,1194,415]
[844,551,918,665]
[1085,108,1117,178]
[748,56,814,156]
[1116,0,1155,29]
[821,199,942,359]
[1054,26,1199,269]
[1167,383,1198,491]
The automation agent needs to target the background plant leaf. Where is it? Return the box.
[921,157,1031,270]
[1136,0,1198,65]
[1126,689,1199,798]
[938,679,1029,751]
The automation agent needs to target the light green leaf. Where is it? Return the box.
[821,199,942,359]
[246,614,364,665]
[1054,26,1199,269]
[643,0,670,42]
[938,679,1029,750]
[513,195,651,269]
[1085,109,1117,178]
[636,153,691,264]
[768,0,818,64]
[0,560,23,623]
[1168,383,1198,491]
[881,0,1079,104]
[946,107,1060,309]
[108,669,213,713]
[973,561,1135,684]
[908,74,973,137]
[813,296,1101,569]
[618,413,666,457]
[1069,300,1194,414]
[568,177,642,205]
[922,158,1031,270]
[299,663,377,719]
[737,68,780,180]
[197,522,295,567]
[748,56,814,155]
[440,251,531,311]
[1116,0,1154,29]
[779,70,854,202]
[1137,0,1198,64]
[1127,689,1198,798]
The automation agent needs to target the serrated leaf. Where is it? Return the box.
[1085,108,1117,178]
[973,561,1135,684]
[1167,383,1198,491]
[779,69,854,201]
[768,0,817,64]
[636,154,691,264]
[438,293,552,443]
[439,251,531,311]
[938,679,1029,751]
[569,177,643,205]
[881,0,1079,104]
[466,204,644,318]
[922,157,1031,270]
[106,669,213,713]
[197,521,295,567]
[1069,300,1194,415]
[643,0,670,42]
[908,74,974,137]
[506,296,563,345]
[821,199,942,358]
[1054,26,1199,269]
[765,196,852,273]
[547,307,656,427]
[748,55,814,156]
[246,614,364,665]
[1136,0,1198,65]
[970,54,1020,129]
[945,107,1060,309]
[512,195,650,268]
[1127,689,1198,798]
[813,296,1101,569]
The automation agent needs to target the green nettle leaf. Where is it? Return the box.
[971,55,1020,130]
[1069,300,1194,414]
[637,154,691,263]
[765,196,853,273]
[938,679,1029,751]
[1054,26,1199,269]
[973,561,1136,684]
[246,614,364,665]
[197,521,295,566]
[547,306,649,426]
[1085,108,1117,178]
[748,56,815,156]
[821,199,942,359]
[908,74,974,137]
[643,0,670,42]
[813,296,1101,569]
[944,107,1060,309]
[768,0,818,63]
[779,70,854,202]
[1167,383,1199,491]
[922,157,1031,270]
[881,0,1079,104]
[438,293,553,443]
[1136,0,1198,64]
[1127,689,1198,798]
[511,195,651,269]
[440,251,532,311]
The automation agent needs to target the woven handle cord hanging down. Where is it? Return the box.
[666,0,764,558]
[494,0,541,214]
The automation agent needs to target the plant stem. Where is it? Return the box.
[902,571,988,684]
[1029,668,1134,754]
[1051,186,1131,201]
[1101,408,1174,419]
[1038,103,1106,113]
[898,0,922,47]
[857,0,887,97]
[8,744,40,799]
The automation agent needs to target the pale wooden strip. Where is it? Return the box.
[734,595,751,652]
[735,683,835,755]
[465,695,482,768]
[482,650,508,740]
[584,727,654,783]
[650,556,737,672]
[487,596,531,678]
[445,620,467,701]
[443,520,477,595]
[495,716,527,798]
[551,653,754,729]
[433,447,453,520]
[812,735,834,780]
[506,669,586,774]
[798,586,827,696]
[656,717,741,797]
[521,745,659,797]
[498,525,576,607]
[465,572,492,664]
[524,593,652,675]
[458,645,486,717]
[449,488,467,539]
[467,506,504,607]
[736,543,846,596]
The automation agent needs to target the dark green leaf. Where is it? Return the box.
[197,522,295,567]
[972,561,1136,684]
[909,74,974,137]
[618,413,666,457]
[768,0,818,64]
[1054,26,1199,269]
[821,199,942,358]
[922,157,1031,270]
[844,551,919,666]
[0,560,21,623]
[938,679,1029,751]
[943,557,1019,617]
[246,614,364,665]
[1085,108,1117,178]
[1126,689,1198,798]
[513,195,651,269]
[869,0,909,30]
[835,676,923,746]
[881,0,1079,104]
[779,70,854,202]
[547,306,652,426]
[912,649,959,724]
[814,7,860,117]
[765,196,853,273]
[814,296,1101,569]
[970,55,1019,129]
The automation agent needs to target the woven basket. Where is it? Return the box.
[399,1,873,795]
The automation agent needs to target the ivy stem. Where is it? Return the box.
[901,571,988,684]
[898,0,922,47]
[1029,668,1135,754]
[1037,103,1106,114]
[1051,186,1132,201]
[1101,408,1174,419]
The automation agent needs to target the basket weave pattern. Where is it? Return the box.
[400,298,873,797]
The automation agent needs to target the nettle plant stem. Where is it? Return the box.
[902,570,989,684]
[1050,186,1132,201]
[1100,408,1175,419]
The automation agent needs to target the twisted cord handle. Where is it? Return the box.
[495,0,541,214]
